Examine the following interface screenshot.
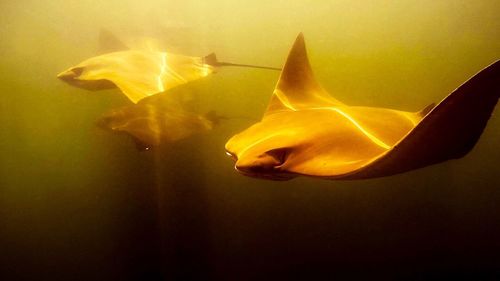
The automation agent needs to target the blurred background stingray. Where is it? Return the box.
[57,30,279,103]
[96,92,223,151]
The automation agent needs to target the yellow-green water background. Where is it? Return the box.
[1,1,500,279]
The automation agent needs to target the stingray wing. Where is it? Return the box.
[75,51,165,103]
[339,59,500,179]
[265,33,344,116]
[259,33,419,178]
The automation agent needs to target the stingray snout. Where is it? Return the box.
[57,67,83,81]
[234,148,288,173]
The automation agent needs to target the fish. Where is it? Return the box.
[225,33,500,181]
[57,30,280,104]
[96,92,224,151]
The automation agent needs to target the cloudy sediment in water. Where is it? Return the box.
[1,1,499,279]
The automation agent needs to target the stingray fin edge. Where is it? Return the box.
[417,103,436,117]
[340,59,500,179]
[275,33,321,96]
[265,33,343,116]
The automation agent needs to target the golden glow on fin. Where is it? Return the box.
[311,107,391,149]
[158,53,167,92]
[58,50,216,103]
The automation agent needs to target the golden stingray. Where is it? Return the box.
[225,33,500,180]
[97,92,223,150]
[58,31,280,104]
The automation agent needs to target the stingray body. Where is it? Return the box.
[58,31,280,104]
[97,93,221,150]
[58,50,215,104]
[225,33,500,180]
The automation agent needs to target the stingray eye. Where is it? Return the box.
[265,147,289,165]
[71,67,84,77]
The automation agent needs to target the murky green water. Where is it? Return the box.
[1,1,500,280]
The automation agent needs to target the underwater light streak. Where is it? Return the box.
[274,90,294,110]
[397,111,418,126]
[272,92,391,150]
[157,53,167,92]
[313,107,391,149]
[201,63,211,77]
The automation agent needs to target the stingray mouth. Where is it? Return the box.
[57,67,84,81]
[226,149,294,180]
[57,67,90,89]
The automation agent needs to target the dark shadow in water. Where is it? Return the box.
[152,138,212,280]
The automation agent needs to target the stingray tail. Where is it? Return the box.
[203,53,281,71]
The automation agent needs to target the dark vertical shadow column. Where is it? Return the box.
[153,132,212,280]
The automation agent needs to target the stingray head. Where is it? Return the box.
[96,108,128,131]
[96,105,160,151]
[224,33,343,180]
[57,64,115,91]
[225,125,299,180]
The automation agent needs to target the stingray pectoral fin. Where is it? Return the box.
[112,78,158,104]
[265,33,343,116]
[344,60,500,179]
